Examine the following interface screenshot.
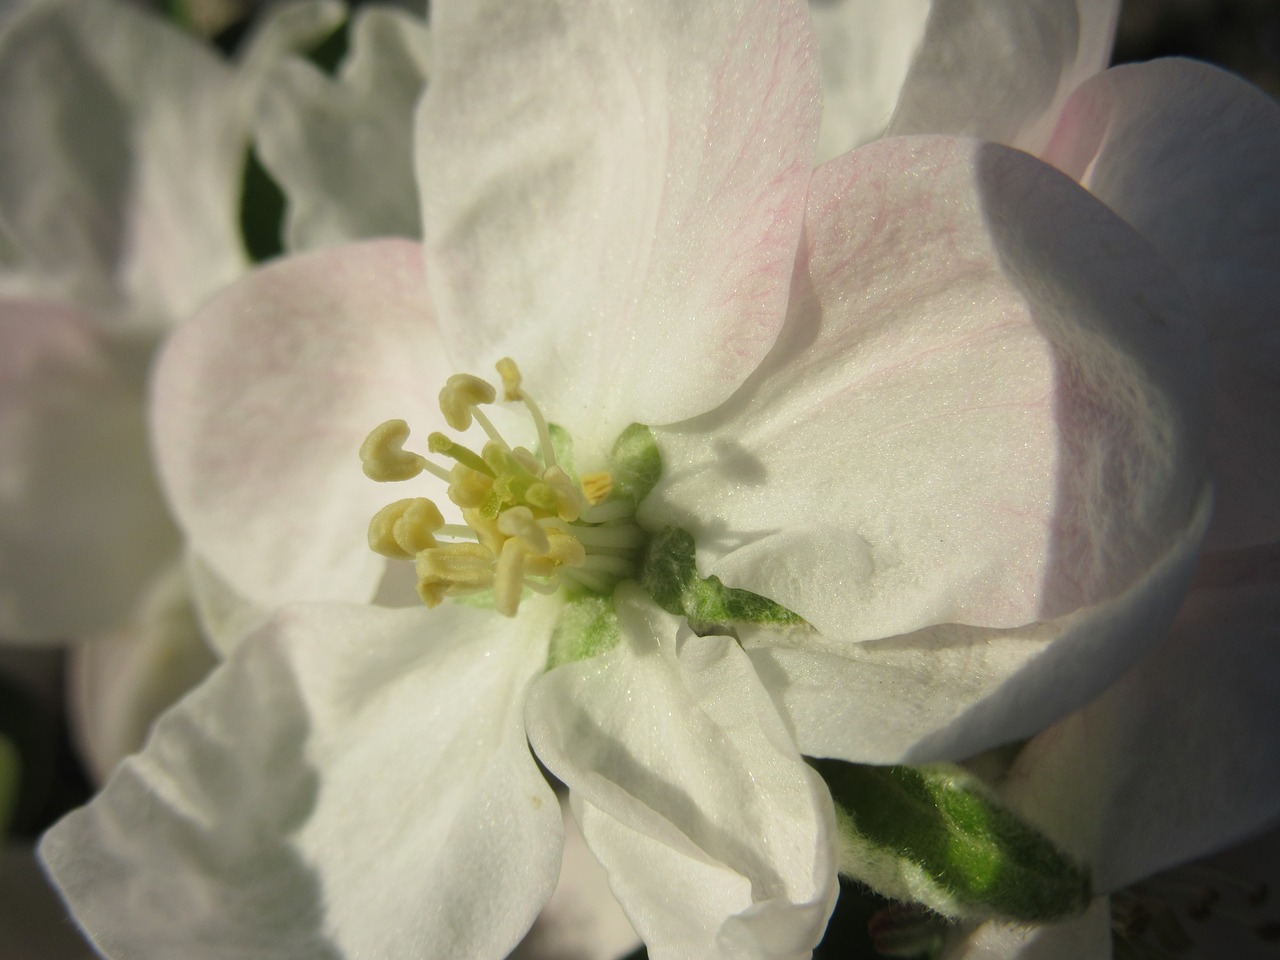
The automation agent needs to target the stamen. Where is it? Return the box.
[498,506,550,555]
[417,542,494,592]
[361,420,434,482]
[428,432,494,476]
[369,498,440,560]
[494,538,527,616]
[361,362,648,616]
[438,374,496,430]
[581,471,613,505]
[541,466,581,521]
[496,357,557,470]
[447,464,493,508]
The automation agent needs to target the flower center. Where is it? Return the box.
[359,358,646,616]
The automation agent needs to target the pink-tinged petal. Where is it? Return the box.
[1041,59,1280,550]
[646,136,1212,762]
[183,550,268,657]
[152,239,449,609]
[647,136,1208,643]
[999,546,1280,894]
[746,492,1208,764]
[0,0,242,327]
[511,792,641,960]
[888,0,1119,155]
[526,586,838,960]
[69,560,216,784]
[809,0,931,161]
[255,6,430,252]
[41,599,562,960]
[941,898,1111,960]
[0,299,178,639]
[420,0,821,450]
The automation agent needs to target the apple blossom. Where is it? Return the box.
[812,3,1280,952]
[39,0,1220,957]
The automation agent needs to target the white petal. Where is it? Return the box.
[645,136,1209,645]
[420,0,821,449]
[746,491,1208,763]
[41,599,563,960]
[255,6,430,252]
[809,0,931,161]
[1000,547,1280,894]
[645,136,1213,763]
[152,240,449,609]
[233,0,345,79]
[0,299,178,639]
[1041,60,1280,551]
[511,792,641,960]
[68,559,216,784]
[942,898,1111,960]
[183,550,268,657]
[888,0,1119,155]
[526,585,838,960]
[0,0,242,327]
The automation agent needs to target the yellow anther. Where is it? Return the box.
[497,506,550,555]
[496,357,523,401]
[512,447,541,475]
[439,374,497,430]
[541,466,581,522]
[394,498,445,555]
[546,530,586,567]
[369,499,418,559]
[362,360,647,618]
[416,542,494,591]
[416,580,448,608]
[581,471,614,505]
[367,498,444,559]
[463,508,505,555]
[494,538,527,617]
[448,464,493,508]
[360,420,428,483]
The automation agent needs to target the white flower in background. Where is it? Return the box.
[253,3,431,252]
[0,0,344,777]
[35,0,1221,956]
[810,2,1280,953]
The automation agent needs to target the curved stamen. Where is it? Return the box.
[361,358,646,616]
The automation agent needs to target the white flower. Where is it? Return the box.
[814,5,1280,954]
[0,0,343,775]
[40,0,1216,957]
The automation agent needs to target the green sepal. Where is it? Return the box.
[546,423,578,483]
[0,732,18,839]
[815,758,1091,923]
[609,424,662,503]
[546,593,622,669]
[641,526,805,635]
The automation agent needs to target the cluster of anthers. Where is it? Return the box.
[359,358,646,616]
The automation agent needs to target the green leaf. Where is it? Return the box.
[814,759,1091,923]
[609,423,662,503]
[0,732,18,840]
[546,593,621,669]
[641,526,805,635]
